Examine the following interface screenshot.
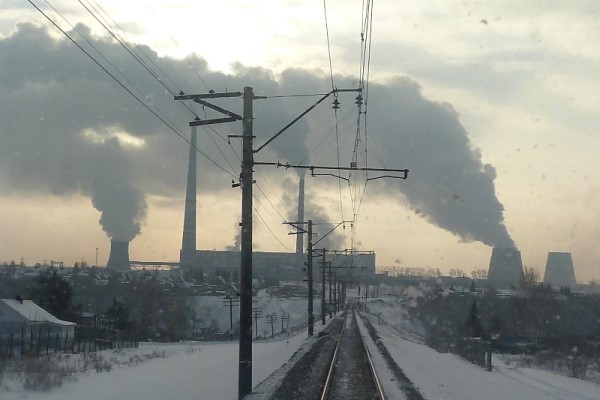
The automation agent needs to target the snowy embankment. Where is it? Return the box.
[1,331,308,400]
[359,299,599,400]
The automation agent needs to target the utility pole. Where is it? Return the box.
[284,220,315,336]
[320,249,327,325]
[281,313,290,333]
[222,295,239,341]
[177,86,407,400]
[252,307,263,339]
[307,220,314,336]
[239,86,254,398]
[333,271,338,313]
[328,261,333,318]
[174,88,250,399]
[266,313,278,338]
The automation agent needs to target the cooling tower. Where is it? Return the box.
[543,252,576,287]
[487,247,524,289]
[180,126,197,270]
[296,175,305,257]
[106,240,130,270]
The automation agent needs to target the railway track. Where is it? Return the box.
[320,307,385,400]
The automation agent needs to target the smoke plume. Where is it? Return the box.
[0,23,513,251]
[365,77,515,249]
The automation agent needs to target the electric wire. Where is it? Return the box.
[27,0,238,180]
[75,0,239,177]
[143,4,240,149]
[323,0,335,91]
[88,0,185,96]
[84,0,238,173]
[259,93,329,99]
[323,0,346,226]
[252,198,293,252]
[255,183,288,223]
[77,0,209,125]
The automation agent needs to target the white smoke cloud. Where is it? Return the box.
[0,22,514,250]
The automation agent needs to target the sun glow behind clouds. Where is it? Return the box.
[83,127,146,148]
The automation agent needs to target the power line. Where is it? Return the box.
[80,0,240,171]
[323,0,335,91]
[27,0,237,180]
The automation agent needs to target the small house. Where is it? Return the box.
[0,298,76,338]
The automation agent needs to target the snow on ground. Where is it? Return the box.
[192,289,308,336]
[2,327,310,400]
[5,288,598,400]
[358,307,600,400]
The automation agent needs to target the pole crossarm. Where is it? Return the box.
[254,161,409,180]
[174,91,243,126]
[283,221,310,236]
[313,220,353,247]
[254,88,361,154]
[174,91,242,100]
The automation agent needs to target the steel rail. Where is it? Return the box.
[319,306,386,400]
[319,310,347,400]
[355,308,386,399]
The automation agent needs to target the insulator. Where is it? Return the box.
[332,98,340,109]
[355,94,363,105]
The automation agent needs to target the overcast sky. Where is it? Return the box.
[1,0,599,282]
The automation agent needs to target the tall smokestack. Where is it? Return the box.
[296,174,305,256]
[487,247,524,289]
[180,126,197,270]
[106,240,130,270]
[543,252,576,288]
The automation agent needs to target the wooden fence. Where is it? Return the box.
[0,328,138,361]
[428,335,492,371]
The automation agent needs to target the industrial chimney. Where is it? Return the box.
[180,126,198,270]
[487,247,524,289]
[543,252,576,288]
[106,240,130,271]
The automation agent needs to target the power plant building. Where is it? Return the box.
[184,250,376,281]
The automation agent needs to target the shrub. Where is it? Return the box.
[17,356,77,391]
[567,354,589,379]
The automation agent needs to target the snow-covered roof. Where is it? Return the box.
[0,299,76,326]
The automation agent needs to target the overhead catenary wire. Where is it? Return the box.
[81,0,239,173]
[77,0,202,120]
[27,0,238,181]
[59,0,239,177]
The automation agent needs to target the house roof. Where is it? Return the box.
[0,299,76,326]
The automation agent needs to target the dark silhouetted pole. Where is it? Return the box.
[239,86,254,400]
[223,295,239,341]
[321,249,326,325]
[328,261,333,318]
[252,307,263,339]
[307,220,314,336]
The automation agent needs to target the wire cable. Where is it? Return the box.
[27,0,238,180]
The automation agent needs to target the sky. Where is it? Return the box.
[1,0,600,282]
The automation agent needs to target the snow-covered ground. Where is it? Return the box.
[359,297,600,400]
[3,292,598,400]
[1,330,310,400]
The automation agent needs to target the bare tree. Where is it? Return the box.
[522,266,540,288]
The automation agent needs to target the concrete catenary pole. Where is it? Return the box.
[238,86,254,400]
[321,249,326,325]
[307,219,314,336]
